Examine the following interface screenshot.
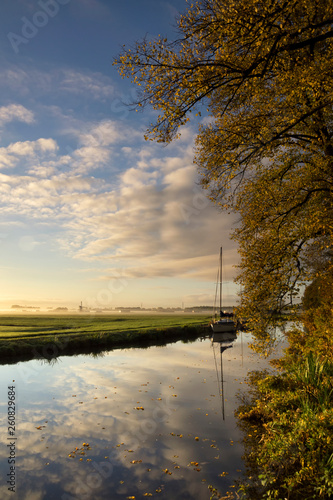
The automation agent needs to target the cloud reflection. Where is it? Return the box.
[0,335,266,499]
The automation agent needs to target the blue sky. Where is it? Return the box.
[0,0,239,311]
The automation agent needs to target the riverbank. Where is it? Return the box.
[0,314,210,364]
[231,314,333,499]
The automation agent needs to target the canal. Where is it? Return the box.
[0,331,282,499]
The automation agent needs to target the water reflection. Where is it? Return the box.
[210,331,238,421]
[0,333,276,500]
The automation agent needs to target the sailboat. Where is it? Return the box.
[211,247,237,334]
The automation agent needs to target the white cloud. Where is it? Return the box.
[0,104,35,127]
[0,121,238,287]
[0,138,58,170]
[58,69,115,100]
[78,121,122,147]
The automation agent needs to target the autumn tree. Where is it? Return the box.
[114,0,333,343]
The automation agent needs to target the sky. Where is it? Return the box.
[0,0,239,311]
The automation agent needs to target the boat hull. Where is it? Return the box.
[211,320,237,334]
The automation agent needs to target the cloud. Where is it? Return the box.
[0,120,238,286]
[58,69,115,100]
[0,66,116,102]
[0,104,35,126]
[0,138,58,169]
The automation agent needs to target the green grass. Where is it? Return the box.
[0,314,210,362]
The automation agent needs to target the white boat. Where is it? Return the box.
[211,247,237,334]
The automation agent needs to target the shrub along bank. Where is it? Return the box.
[231,307,333,500]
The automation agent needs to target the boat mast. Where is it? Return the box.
[220,246,222,314]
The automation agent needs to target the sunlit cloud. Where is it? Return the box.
[0,119,237,287]
[0,103,35,127]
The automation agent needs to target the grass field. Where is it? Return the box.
[0,314,210,363]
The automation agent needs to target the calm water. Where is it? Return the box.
[0,332,280,499]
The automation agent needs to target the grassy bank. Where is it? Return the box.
[0,314,210,364]
[229,311,333,499]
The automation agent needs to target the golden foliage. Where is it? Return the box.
[114,0,333,343]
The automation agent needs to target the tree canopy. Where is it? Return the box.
[114,0,333,344]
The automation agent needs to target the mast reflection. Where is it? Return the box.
[211,331,237,420]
